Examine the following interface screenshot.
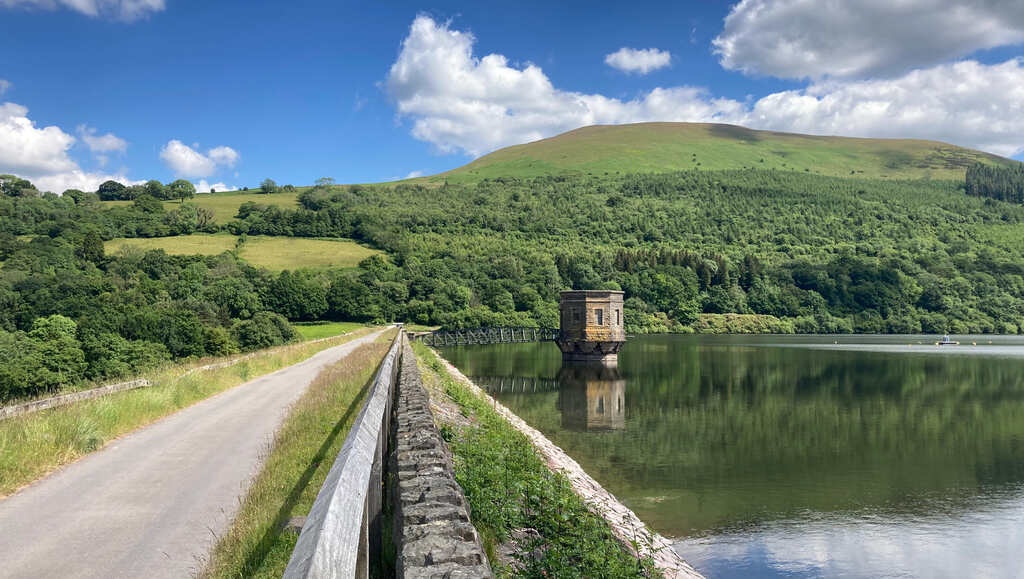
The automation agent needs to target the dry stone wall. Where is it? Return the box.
[391,339,493,578]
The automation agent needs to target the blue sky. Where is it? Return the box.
[1,0,1023,193]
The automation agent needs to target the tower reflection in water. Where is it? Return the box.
[472,362,626,432]
[557,363,625,431]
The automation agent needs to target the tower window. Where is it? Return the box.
[595,308,604,325]
[616,309,621,326]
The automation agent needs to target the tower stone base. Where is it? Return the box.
[557,340,624,363]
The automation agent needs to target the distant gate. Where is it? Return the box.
[414,327,559,347]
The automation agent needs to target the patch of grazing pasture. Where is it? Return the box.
[104,234,381,271]
[103,190,305,222]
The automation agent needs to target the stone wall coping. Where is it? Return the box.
[0,379,151,422]
[392,338,493,578]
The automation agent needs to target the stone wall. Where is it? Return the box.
[390,339,493,578]
[0,379,151,422]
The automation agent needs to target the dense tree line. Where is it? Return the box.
[0,202,300,399]
[966,162,1024,203]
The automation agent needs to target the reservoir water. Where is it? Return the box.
[441,335,1024,578]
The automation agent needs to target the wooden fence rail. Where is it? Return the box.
[283,330,403,579]
[414,327,559,347]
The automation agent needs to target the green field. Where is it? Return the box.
[104,234,381,270]
[293,321,367,340]
[104,190,305,222]
[428,122,1015,183]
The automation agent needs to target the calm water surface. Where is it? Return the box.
[441,335,1024,578]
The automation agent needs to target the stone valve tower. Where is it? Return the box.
[557,290,626,363]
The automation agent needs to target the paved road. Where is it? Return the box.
[0,328,389,579]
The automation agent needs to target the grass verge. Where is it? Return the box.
[204,329,397,578]
[412,342,659,578]
[294,321,367,341]
[0,327,376,497]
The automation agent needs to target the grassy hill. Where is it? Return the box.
[428,122,1015,182]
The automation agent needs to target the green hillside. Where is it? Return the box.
[429,123,1014,182]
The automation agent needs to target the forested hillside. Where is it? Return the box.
[231,170,1024,334]
[0,191,307,399]
[7,160,1024,399]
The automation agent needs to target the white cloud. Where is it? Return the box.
[605,47,672,74]
[33,170,141,194]
[0,101,141,192]
[404,170,424,179]
[77,125,127,154]
[0,80,10,96]
[194,179,235,193]
[385,16,1024,159]
[207,145,239,168]
[159,140,239,178]
[386,16,742,156]
[0,102,77,175]
[746,59,1024,157]
[713,0,1024,79]
[0,0,164,21]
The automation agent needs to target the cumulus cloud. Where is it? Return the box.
[386,16,742,156]
[404,170,424,179]
[33,170,141,194]
[713,0,1024,79]
[0,0,164,21]
[0,80,10,96]
[0,102,77,176]
[159,140,239,178]
[77,124,127,166]
[605,47,672,74]
[194,179,235,193]
[0,102,139,193]
[747,59,1024,157]
[77,125,127,154]
[385,16,1024,159]
[207,145,239,168]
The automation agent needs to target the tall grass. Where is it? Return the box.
[0,328,376,497]
[204,330,397,578]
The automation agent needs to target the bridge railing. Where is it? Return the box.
[283,329,403,579]
[414,326,559,347]
[470,375,562,393]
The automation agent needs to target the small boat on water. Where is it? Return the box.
[937,334,959,346]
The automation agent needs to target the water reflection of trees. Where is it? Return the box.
[452,339,1024,537]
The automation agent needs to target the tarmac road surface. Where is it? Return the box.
[0,328,389,579]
